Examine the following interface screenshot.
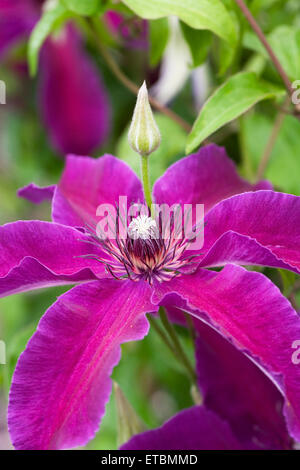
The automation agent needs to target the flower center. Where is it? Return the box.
[80,213,202,284]
[128,215,157,239]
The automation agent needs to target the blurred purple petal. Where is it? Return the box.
[0,0,38,57]
[104,11,148,49]
[18,183,56,204]
[39,26,110,156]
[8,279,153,449]
[203,191,300,272]
[121,406,242,450]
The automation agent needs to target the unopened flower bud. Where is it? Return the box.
[128,81,161,156]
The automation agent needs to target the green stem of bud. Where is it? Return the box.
[159,308,197,385]
[148,310,202,406]
[140,155,152,210]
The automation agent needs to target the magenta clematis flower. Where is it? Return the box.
[121,406,244,450]
[3,144,300,449]
[0,0,110,155]
[0,0,38,56]
[104,11,148,50]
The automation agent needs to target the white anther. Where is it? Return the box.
[128,215,157,239]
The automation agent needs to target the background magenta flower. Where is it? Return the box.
[0,0,38,57]
[3,144,300,449]
[121,406,243,450]
[104,11,148,50]
[0,0,110,156]
[38,26,110,156]
[193,320,291,449]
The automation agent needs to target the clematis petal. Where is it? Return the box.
[39,26,110,156]
[0,258,100,298]
[121,406,242,450]
[52,154,144,227]
[199,231,297,272]
[195,320,291,449]
[0,220,107,296]
[152,264,300,441]
[0,0,37,57]
[153,144,271,214]
[18,183,56,204]
[8,279,154,450]
[203,191,300,272]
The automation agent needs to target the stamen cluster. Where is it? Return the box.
[80,212,202,284]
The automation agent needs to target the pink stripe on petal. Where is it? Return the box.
[8,279,154,450]
[153,265,300,441]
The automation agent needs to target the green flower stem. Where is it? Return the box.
[148,315,181,360]
[234,0,294,97]
[149,313,201,405]
[140,155,152,210]
[239,116,255,182]
[159,307,197,384]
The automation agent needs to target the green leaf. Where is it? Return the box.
[186,72,284,153]
[149,18,169,67]
[244,53,266,75]
[122,0,237,45]
[117,114,186,185]
[28,4,71,76]
[244,26,300,81]
[62,0,102,16]
[5,323,37,389]
[268,26,300,82]
[278,269,296,297]
[180,22,212,68]
[241,111,300,195]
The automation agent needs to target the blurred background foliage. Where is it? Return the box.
[1,0,300,449]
